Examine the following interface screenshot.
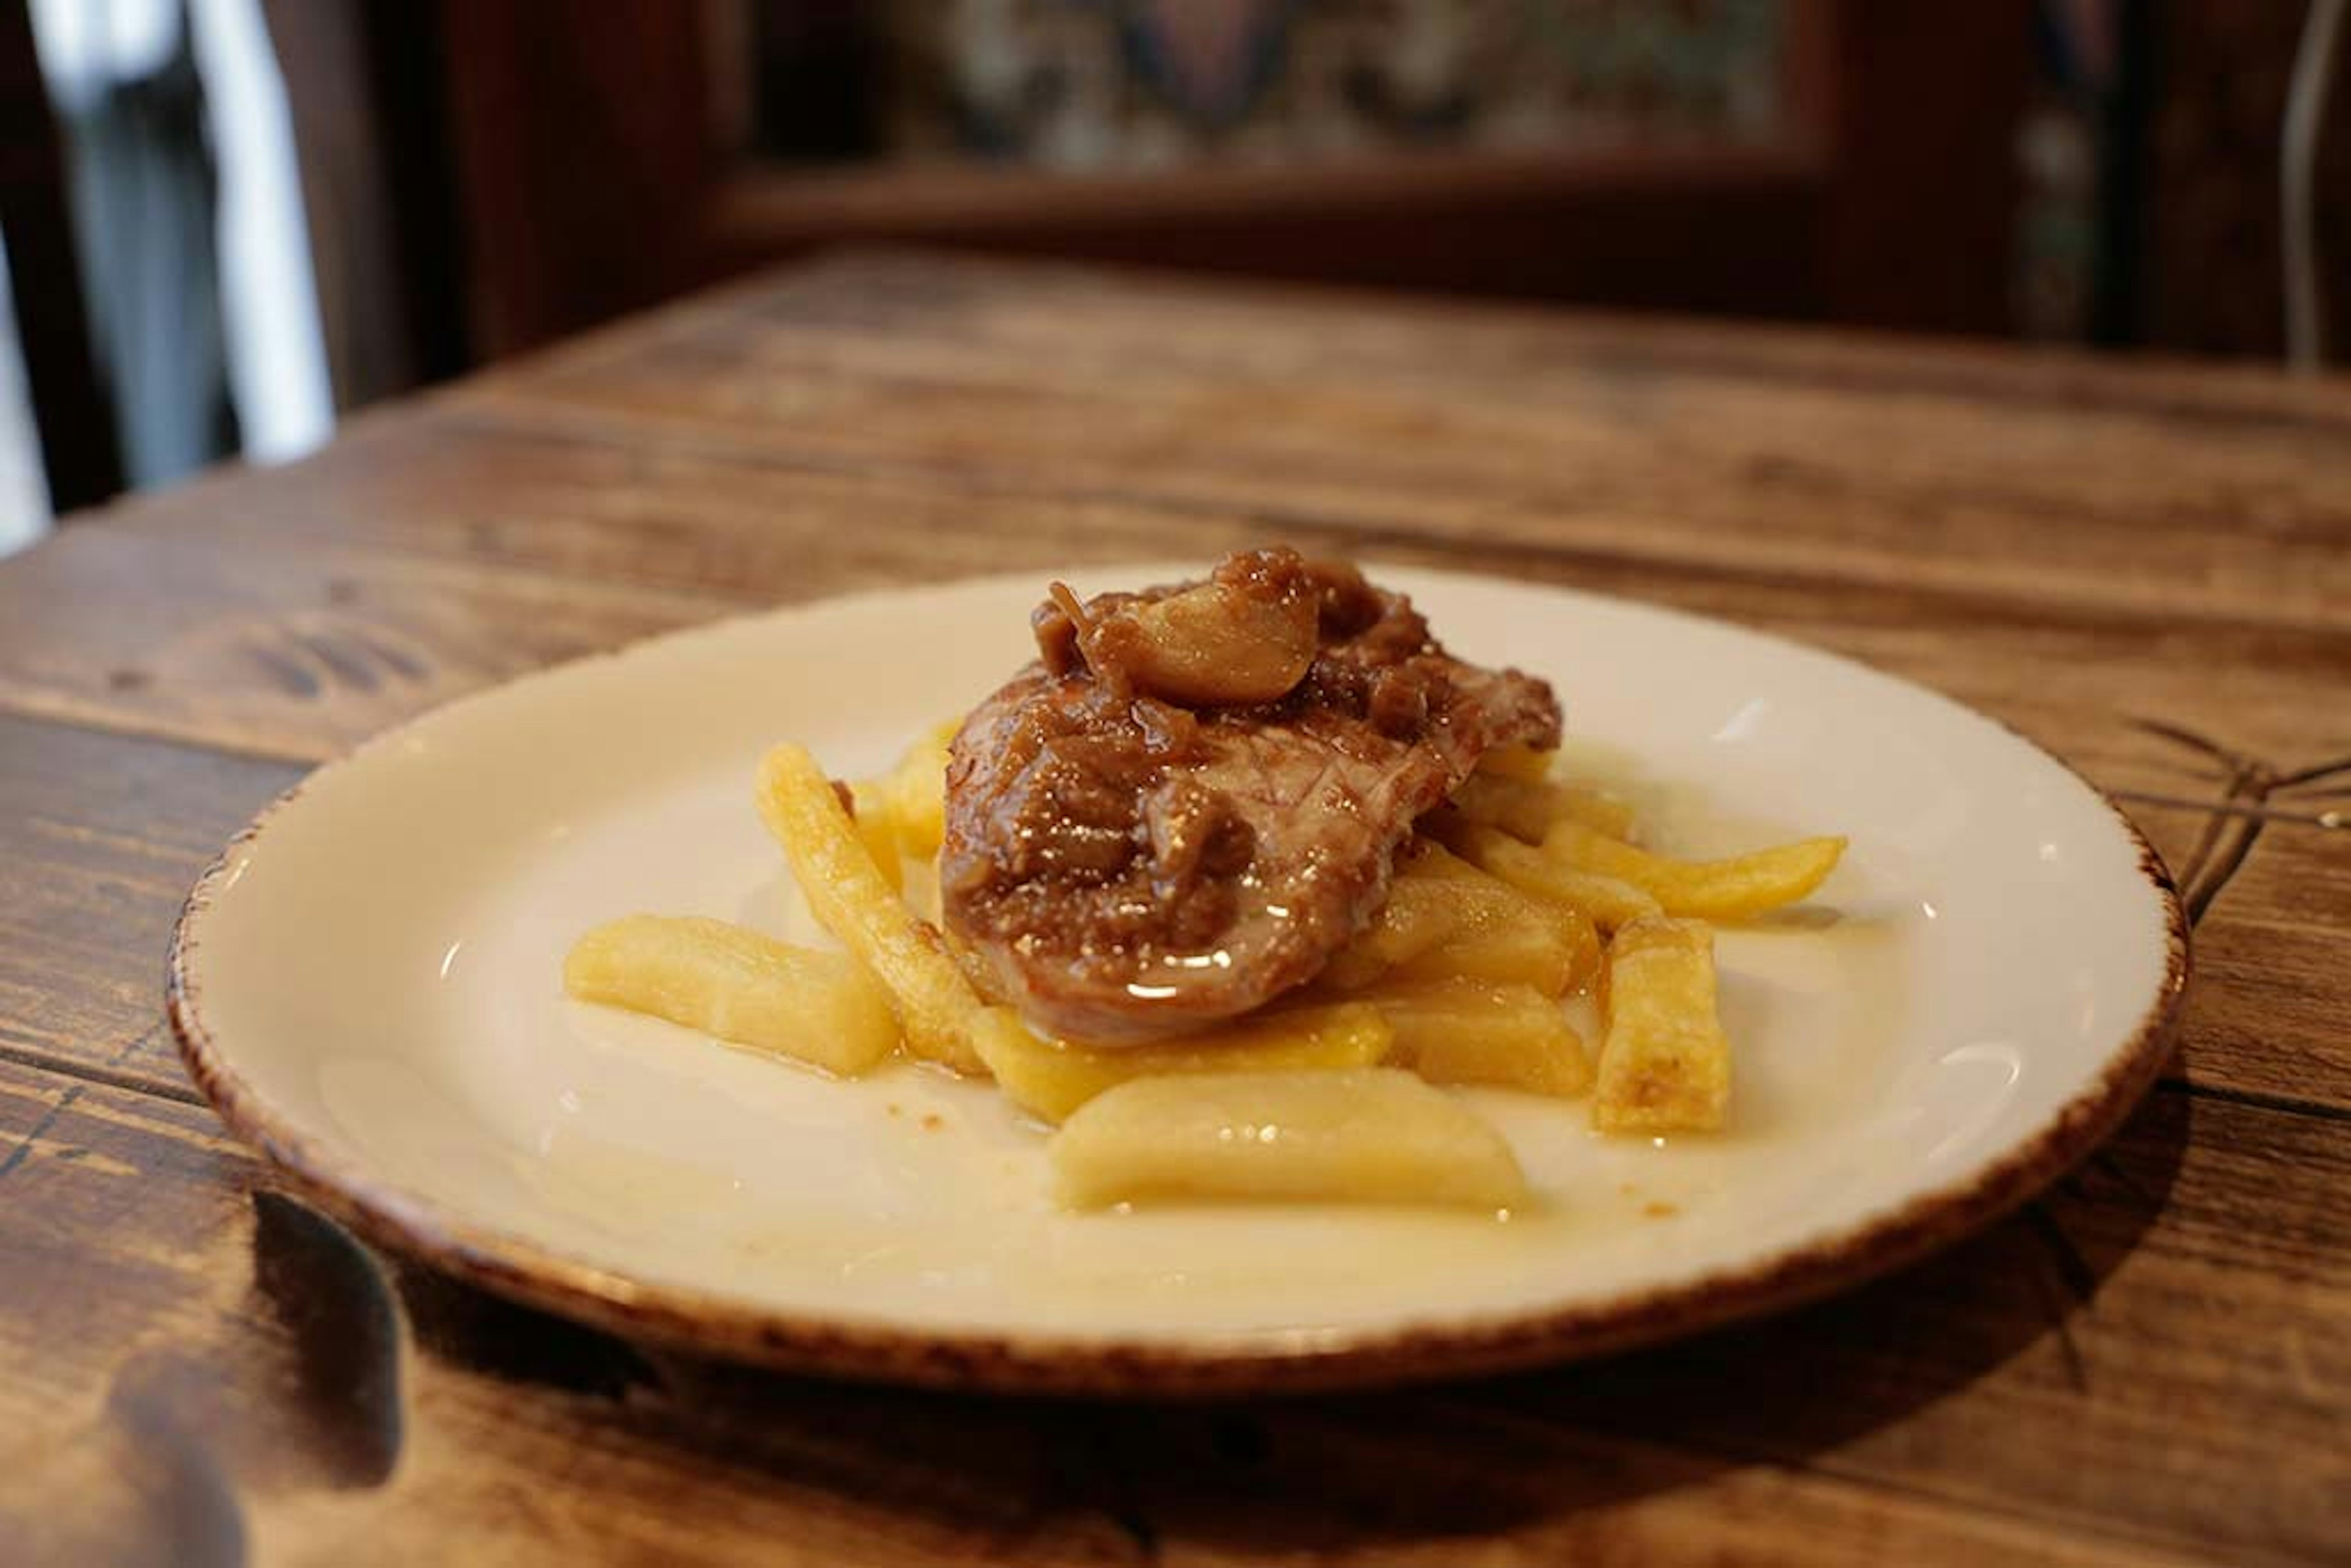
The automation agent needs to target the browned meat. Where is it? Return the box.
[939,550,1560,1044]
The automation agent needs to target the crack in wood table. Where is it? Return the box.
[0,253,2344,1566]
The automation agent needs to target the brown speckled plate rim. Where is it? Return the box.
[166,568,2192,1399]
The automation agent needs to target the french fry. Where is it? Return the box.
[975,1001,1392,1123]
[563,915,899,1076]
[1449,773,1562,841]
[1319,861,1477,988]
[1553,787,1640,841]
[1543,820,1845,921]
[902,856,945,928]
[846,779,904,893]
[1438,822,1663,931]
[1322,841,1597,995]
[1594,917,1729,1133]
[756,743,988,1074]
[1450,774,1639,844]
[1406,843,1599,990]
[1319,841,1497,986]
[1049,1068,1528,1210]
[1475,744,1558,784]
[1370,977,1591,1098]
[882,719,958,860]
[1384,903,1597,996]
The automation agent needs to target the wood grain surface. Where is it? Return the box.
[1,253,2344,1565]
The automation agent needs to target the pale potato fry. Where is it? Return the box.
[847,779,904,893]
[756,743,988,1074]
[1321,841,1597,995]
[1403,836,1500,884]
[1449,773,1561,841]
[1319,861,1477,989]
[1450,774,1639,844]
[1412,842,1599,991]
[1439,822,1663,931]
[1050,1068,1528,1210]
[563,915,899,1076]
[1594,917,1729,1133]
[975,1001,1392,1123]
[882,719,958,860]
[1369,976,1591,1098]
[1475,744,1558,784]
[1384,904,1596,996]
[1318,840,1496,986]
[902,855,945,928]
[1543,821,1845,921]
[1554,787,1641,841]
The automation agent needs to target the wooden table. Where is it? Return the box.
[2,253,2345,1566]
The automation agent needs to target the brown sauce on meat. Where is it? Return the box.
[940,549,1560,1044]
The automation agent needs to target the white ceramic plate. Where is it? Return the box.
[171,565,2186,1395]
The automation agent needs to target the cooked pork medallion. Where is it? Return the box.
[940,550,1560,1043]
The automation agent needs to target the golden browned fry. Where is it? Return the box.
[1543,821,1845,921]
[1049,1068,1528,1209]
[756,743,987,1074]
[1438,821,1664,931]
[974,1001,1392,1123]
[1594,917,1729,1133]
[1368,975,1591,1098]
[563,914,899,1076]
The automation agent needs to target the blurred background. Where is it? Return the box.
[2,1,2346,555]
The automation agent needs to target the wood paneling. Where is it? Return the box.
[421,3,2038,354]
[432,0,711,358]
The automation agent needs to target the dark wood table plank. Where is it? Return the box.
[4,1052,2339,1565]
[454,253,2351,632]
[0,713,301,1098]
[0,486,724,762]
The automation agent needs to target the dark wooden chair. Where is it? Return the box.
[0,0,122,514]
